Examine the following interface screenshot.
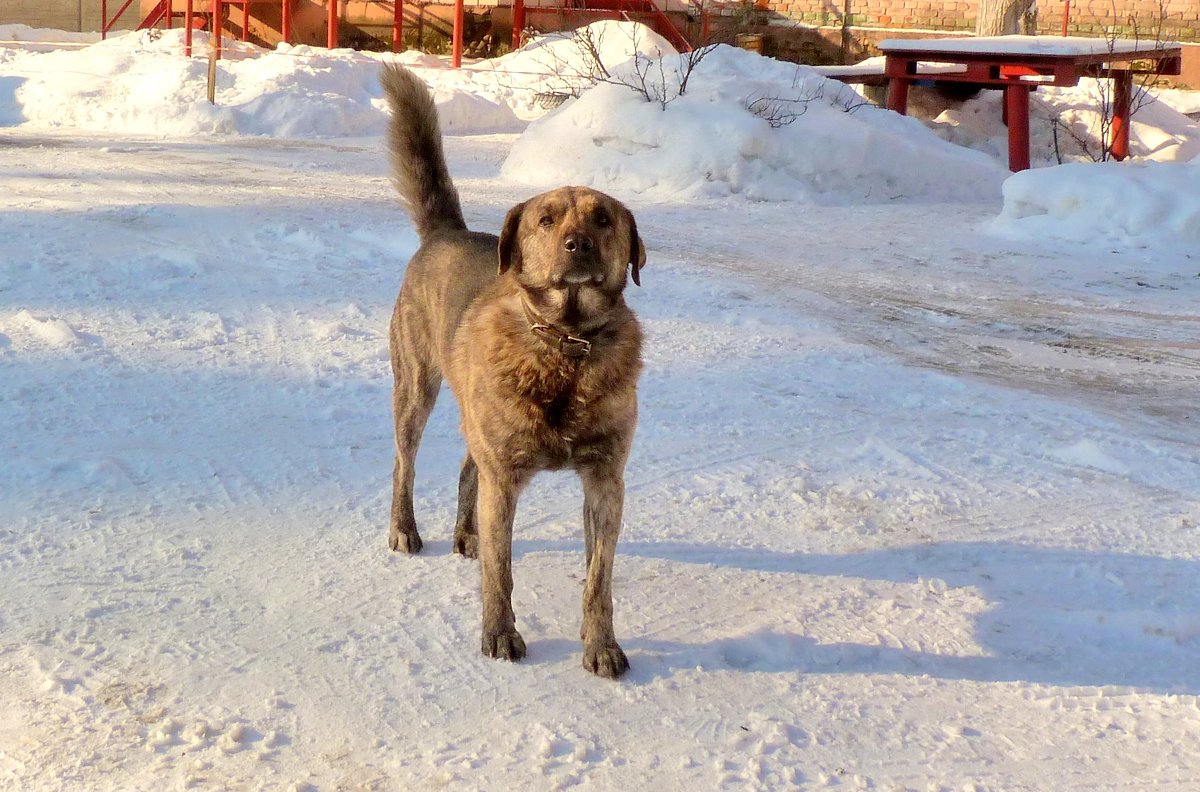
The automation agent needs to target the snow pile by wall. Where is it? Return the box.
[0,24,101,47]
[1152,87,1200,119]
[501,44,1007,204]
[993,160,1200,251]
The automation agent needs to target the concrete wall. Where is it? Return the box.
[1,0,136,33]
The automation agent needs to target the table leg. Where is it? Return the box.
[886,78,909,115]
[1004,85,1031,172]
[1110,69,1132,161]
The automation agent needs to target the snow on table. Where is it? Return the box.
[879,35,1179,57]
[814,58,967,80]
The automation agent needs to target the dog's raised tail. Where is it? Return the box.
[380,65,466,237]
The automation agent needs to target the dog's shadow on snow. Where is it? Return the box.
[516,539,1200,693]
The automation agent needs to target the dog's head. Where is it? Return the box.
[498,187,645,327]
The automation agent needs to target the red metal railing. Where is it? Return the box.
[109,2,408,58]
[101,0,140,37]
[101,0,685,68]
[519,0,692,53]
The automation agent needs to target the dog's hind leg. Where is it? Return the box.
[389,358,440,554]
[452,453,479,558]
[579,465,629,678]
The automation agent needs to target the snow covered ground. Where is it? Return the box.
[2,24,1200,792]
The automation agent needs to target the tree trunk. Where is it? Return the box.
[975,0,1036,36]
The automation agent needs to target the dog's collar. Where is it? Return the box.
[522,300,599,358]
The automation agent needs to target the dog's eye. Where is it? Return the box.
[594,211,611,227]
[538,215,554,227]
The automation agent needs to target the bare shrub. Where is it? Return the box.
[1048,0,1176,163]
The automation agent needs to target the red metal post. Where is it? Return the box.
[215,0,224,59]
[327,0,339,49]
[1110,69,1132,161]
[1005,85,1031,172]
[452,0,464,67]
[512,0,525,51]
[186,0,194,55]
[242,0,250,41]
[393,0,403,52]
[282,0,292,44]
[1061,0,1071,37]
[102,0,138,36]
[166,0,173,29]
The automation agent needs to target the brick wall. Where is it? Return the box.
[761,1,1199,42]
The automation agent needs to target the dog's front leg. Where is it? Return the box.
[477,468,526,662]
[580,466,629,679]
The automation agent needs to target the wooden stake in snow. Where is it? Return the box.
[207,38,218,105]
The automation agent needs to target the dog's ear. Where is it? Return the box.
[498,201,526,276]
[624,208,646,287]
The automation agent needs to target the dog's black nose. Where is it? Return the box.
[563,234,594,254]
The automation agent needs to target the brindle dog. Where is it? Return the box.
[380,65,645,678]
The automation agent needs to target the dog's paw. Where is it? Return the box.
[582,641,628,679]
[452,532,479,559]
[389,528,423,554]
[481,629,526,662]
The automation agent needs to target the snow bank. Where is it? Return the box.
[993,160,1200,251]
[503,44,1006,203]
[0,29,520,137]
[24,21,1187,210]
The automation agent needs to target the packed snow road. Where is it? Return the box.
[676,197,1200,436]
[2,131,1199,791]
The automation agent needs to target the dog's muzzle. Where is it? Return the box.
[561,269,603,286]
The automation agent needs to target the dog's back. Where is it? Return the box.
[380,65,467,239]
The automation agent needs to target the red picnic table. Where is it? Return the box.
[877,36,1183,172]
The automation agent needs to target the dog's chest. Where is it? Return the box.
[511,361,611,468]
[527,364,585,429]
